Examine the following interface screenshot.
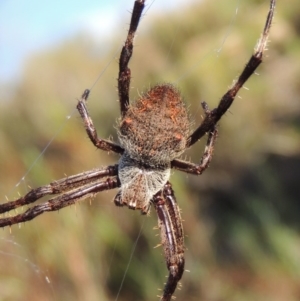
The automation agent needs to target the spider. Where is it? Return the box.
[0,1,275,300]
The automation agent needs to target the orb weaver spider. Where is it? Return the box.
[0,1,275,300]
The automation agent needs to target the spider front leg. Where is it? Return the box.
[77,89,124,154]
[153,182,185,301]
[0,165,119,228]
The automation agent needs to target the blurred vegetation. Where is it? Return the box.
[0,0,300,300]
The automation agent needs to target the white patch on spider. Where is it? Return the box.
[118,153,170,212]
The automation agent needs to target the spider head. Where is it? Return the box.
[114,153,170,214]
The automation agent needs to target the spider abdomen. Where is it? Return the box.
[118,84,190,166]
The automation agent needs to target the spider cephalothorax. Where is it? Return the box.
[0,1,275,300]
[116,84,190,213]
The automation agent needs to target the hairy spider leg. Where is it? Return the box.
[153,182,185,301]
[172,125,218,175]
[0,165,119,227]
[118,0,145,116]
[186,0,276,147]
[77,89,124,154]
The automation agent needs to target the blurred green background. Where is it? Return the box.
[0,0,300,300]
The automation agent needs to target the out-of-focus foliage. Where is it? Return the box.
[0,0,300,300]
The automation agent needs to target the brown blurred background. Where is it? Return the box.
[0,0,300,300]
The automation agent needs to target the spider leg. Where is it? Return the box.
[77,89,124,154]
[153,182,185,301]
[0,165,119,227]
[187,0,275,147]
[172,125,218,175]
[118,0,145,116]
